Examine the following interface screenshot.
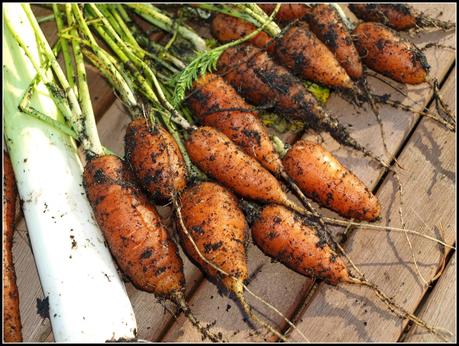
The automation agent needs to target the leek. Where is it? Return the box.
[3,4,137,342]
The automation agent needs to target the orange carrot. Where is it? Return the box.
[304,4,363,80]
[251,203,451,339]
[353,22,429,85]
[258,4,311,23]
[349,4,455,31]
[210,13,275,53]
[124,118,187,202]
[252,204,349,285]
[282,140,381,221]
[274,22,355,90]
[83,154,185,297]
[185,126,297,211]
[348,4,417,31]
[3,152,22,342]
[177,181,248,293]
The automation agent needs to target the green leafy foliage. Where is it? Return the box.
[304,81,331,105]
[260,113,305,134]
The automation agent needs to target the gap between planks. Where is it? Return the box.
[402,252,456,342]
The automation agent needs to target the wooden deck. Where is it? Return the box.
[10,3,456,342]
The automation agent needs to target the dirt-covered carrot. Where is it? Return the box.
[258,4,311,23]
[349,4,416,31]
[251,204,452,340]
[187,73,283,176]
[304,4,363,80]
[124,118,188,203]
[83,154,185,297]
[177,181,248,293]
[353,22,430,85]
[348,4,455,31]
[282,140,381,221]
[217,45,327,122]
[252,204,349,285]
[351,21,454,138]
[185,126,300,213]
[217,45,385,166]
[3,152,22,342]
[210,13,275,53]
[274,22,355,91]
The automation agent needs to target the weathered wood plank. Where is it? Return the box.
[287,67,456,342]
[160,3,456,342]
[403,255,456,342]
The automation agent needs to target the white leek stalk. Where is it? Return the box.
[3,4,137,342]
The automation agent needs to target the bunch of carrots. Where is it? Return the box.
[3,3,455,342]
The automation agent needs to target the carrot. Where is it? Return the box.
[350,21,454,156]
[217,45,387,167]
[252,204,349,285]
[251,204,452,340]
[124,118,188,202]
[349,4,416,31]
[3,152,23,342]
[217,45,327,122]
[348,4,455,31]
[187,73,283,176]
[274,21,355,91]
[83,154,185,297]
[177,181,248,293]
[353,22,430,85]
[210,13,275,54]
[282,140,381,221]
[258,4,311,23]
[185,126,300,212]
[304,4,363,80]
